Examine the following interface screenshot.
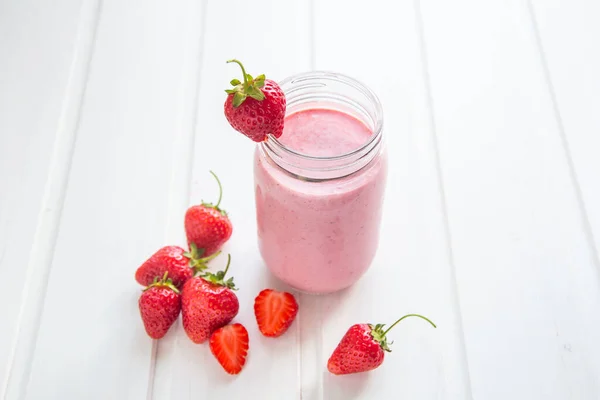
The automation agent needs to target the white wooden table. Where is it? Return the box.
[1,0,599,399]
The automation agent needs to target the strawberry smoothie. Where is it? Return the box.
[254,104,387,293]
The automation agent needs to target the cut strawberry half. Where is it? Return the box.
[209,323,249,375]
[254,289,299,337]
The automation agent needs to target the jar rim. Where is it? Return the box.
[263,70,384,162]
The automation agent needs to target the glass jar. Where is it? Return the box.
[253,71,387,294]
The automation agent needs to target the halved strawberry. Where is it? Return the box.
[209,323,249,375]
[254,289,299,337]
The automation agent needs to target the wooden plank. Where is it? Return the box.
[419,0,600,398]
[529,0,600,262]
[152,0,311,399]
[15,1,204,398]
[0,0,86,396]
[310,1,472,399]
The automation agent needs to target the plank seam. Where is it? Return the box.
[146,0,210,399]
[0,0,103,398]
[525,0,600,280]
[413,0,474,398]
[308,0,316,74]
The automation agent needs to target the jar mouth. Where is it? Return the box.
[260,71,384,181]
[265,71,383,162]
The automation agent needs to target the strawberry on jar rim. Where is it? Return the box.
[185,171,232,257]
[224,59,286,142]
[181,254,239,344]
[327,314,436,375]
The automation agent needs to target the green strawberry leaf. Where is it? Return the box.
[247,86,265,101]
[201,254,237,290]
[233,92,247,107]
[226,59,268,107]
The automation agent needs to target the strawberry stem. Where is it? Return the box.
[382,314,436,336]
[184,242,204,259]
[184,243,221,273]
[202,254,236,290]
[200,250,221,264]
[227,59,248,85]
[223,253,231,276]
[210,170,223,209]
[225,59,266,107]
[143,271,180,294]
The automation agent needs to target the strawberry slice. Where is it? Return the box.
[254,289,299,337]
[209,323,249,375]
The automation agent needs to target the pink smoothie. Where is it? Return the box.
[254,108,387,293]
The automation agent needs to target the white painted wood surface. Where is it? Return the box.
[0,0,598,399]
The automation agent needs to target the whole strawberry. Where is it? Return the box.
[185,171,232,257]
[138,272,181,339]
[181,254,239,344]
[327,314,436,375]
[135,244,220,289]
[224,59,286,142]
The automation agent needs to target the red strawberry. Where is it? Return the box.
[138,272,181,339]
[327,314,436,375]
[224,59,286,142]
[209,323,249,375]
[185,171,232,257]
[135,244,220,289]
[254,289,299,337]
[181,254,239,344]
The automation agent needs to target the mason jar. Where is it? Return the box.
[253,71,387,294]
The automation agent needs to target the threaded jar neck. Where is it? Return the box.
[260,71,384,181]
